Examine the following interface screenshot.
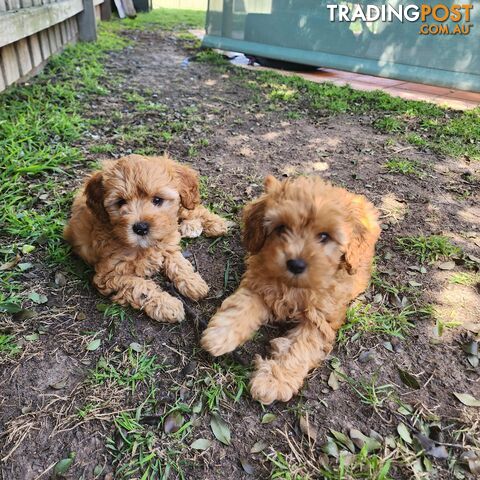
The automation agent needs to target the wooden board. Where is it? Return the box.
[29,33,43,67]
[0,0,83,48]
[1,43,20,85]
[16,38,32,76]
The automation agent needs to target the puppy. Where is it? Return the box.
[64,154,229,323]
[201,175,380,404]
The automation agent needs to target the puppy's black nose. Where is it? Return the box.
[132,222,149,236]
[286,258,307,275]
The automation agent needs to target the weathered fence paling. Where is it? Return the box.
[0,0,105,92]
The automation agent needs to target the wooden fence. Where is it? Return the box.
[0,0,109,92]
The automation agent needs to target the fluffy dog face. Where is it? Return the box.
[84,154,200,248]
[243,176,380,289]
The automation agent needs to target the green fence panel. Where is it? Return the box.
[203,0,480,92]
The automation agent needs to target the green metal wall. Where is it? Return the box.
[203,0,480,92]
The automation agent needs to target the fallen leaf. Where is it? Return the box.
[299,415,317,442]
[330,429,355,453]
[86,338,101,351]
[467,355,479,368]
[349,429,381,452]
[397,366,421,389]
[28,292,48,304]
[321,437,339,458]
[250,440,268,453]
[93,465,103,476]
[261,413,276,424]
[0,302,22,313]
[210,413,231,445]
[129,342,143,352]
[0,255,20,271]
[462,341,478,356]
[12,309,35,321]
[408,280,422,287]
[397,423,413,444]
[164,412,184,434]
[24,333,39,342]
[328,371,340,390]
[453,392,480,407]
[438,261,455,270]
[190,438,212,450]
[54,272,67,287]
[21,245,35,254]
[240,457,254,475]
[383,341,394,352]
[50,379,67,390]
[53,452,75,476]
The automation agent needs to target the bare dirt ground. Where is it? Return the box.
[1,27,479,480]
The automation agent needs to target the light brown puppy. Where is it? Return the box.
[64,154,228,323]
[201,175,380,404]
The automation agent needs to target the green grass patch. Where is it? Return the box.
[105,8,205,32]
[449,272,480,286]
[0,334,20,356]
[0,26,128,249]
[384,157,421,176]
[107,410,186,479]
[90,347,165,393]
[89,143,116,154]
[321,445,393,480]
[397,235,461,263]
[198,361,249,411]
[338,304,415,343]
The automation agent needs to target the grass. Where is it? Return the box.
[339,373,395,410]
[321,446,393,480]
[384,157,421,176]
[337,304,415,343]
[198,361,249,411]
[267,450,310,480]
[0,334,20,356]
[105,8,205,32]
[397,235,462,263]
[90,347,165,393]
[0,26,128,248]
[449,271,480,286]
[107,410,186,480]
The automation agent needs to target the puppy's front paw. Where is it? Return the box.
[250,356,298,405]
[176,273,209,301]
[179,219,203,238]
[145,292,185,323]
[201,320,240,357]
[204,217,234,237]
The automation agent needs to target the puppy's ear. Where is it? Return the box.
[343,195,380,275]
[264,175,280,193]
[85,172,108,222]
[242,197,267,254]
[174,164,200,210]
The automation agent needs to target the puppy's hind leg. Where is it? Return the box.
[201,288,269,357]
[180,205,230,238]
[250,320,336,405]
[94,273,185,323]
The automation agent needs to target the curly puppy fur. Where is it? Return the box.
[201,175,380,404]
[64,154,228,323]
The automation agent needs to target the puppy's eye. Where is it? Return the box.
[275,225,287,235]
[153,197,164,207]
[117,198,127,207]
[318,232,330,243]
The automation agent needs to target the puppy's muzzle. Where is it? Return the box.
[286,258,307,275]
[132,221,150,236]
